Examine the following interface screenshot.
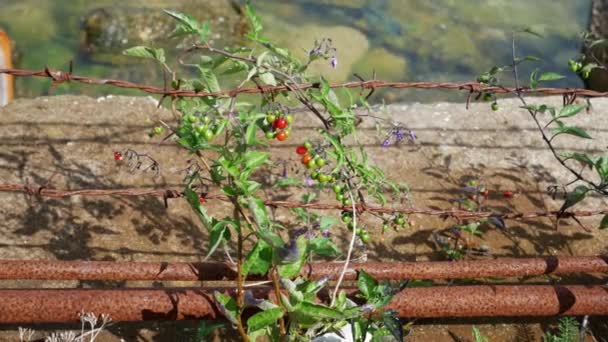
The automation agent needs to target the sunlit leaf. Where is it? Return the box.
[247,307,283,332]
[123,46,166,63]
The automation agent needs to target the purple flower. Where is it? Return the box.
[277,239,300,263]
[244,290,264,308]
[361,304,375,313]
[281,162,287,178]
[395,129,404,142]
[408,130,416,143]
[305,176,314,186]
[381,138,391,148]
[322,229,330,237]
[330,56,338,68]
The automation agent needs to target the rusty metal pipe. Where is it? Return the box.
[0,256,606,281]
[0,285,606,324]
[386,285,608,318]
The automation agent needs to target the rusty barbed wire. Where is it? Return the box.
[2,67,608,99]
[1,183,607,221]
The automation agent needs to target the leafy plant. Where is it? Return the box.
[476,29,608,230]
[118,2,411,340]
[543,317,579,342]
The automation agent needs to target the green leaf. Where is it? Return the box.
[357,270,378,299]
[259,72,277,86]
[309,237,340,257]
[562,152,595,169]
[515,55,542,64]
[273,177,302,188]
[559,185,589,213]
[246,307,284,332]
[206,220,233,260]
[244,0,263,38]
[295,301,343,319]
[595,156,608,182]
[472,327,488,342]
[319,216,339,230]
[557,104,586,119]
[248,196,271,230]
[320,77,331,97]
[538,72,565,82]
[277,235,308,278]
[245,123,258,145]
[198,67,221,93]
[257,228,285,249]
[529,69,539,89]
[214,292,238,325]
[242,240,272,276]
[243,151,268,171]
[123,46,166,63]
[600,215,608,229]
[196,321,224,340]
[552,125,592,139]
[184,185,212,230]
[519,26,544,38]
[164,10,210,41]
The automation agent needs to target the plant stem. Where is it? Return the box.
[270,268,287,336]
[331,185,358,306]
[234,205,250,342]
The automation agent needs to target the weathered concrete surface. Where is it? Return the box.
[0,95,607,340]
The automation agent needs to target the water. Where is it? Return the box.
[0,0,593,102]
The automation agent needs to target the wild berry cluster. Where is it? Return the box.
[264,110,293,141]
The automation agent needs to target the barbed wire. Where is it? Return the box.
[2,183,606,221]
[1,67,608,99]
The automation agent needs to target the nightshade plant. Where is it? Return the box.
[120,3,409,341]
[477,29,608,230]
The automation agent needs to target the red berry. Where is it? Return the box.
[301,153,312,165]
[503,191,514,198]
[113,151,123,161]
[296,145,308,155]
[276,131,288,141]
[480,189,489,198]
[276,118,288,130]
[199,196,206,204]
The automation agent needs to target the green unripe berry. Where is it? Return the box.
[491,102,499,111]
[307,160,316,169]
[343,199,353,206]
[333,185,342,194]
[266,114,276,123]
[203,116,211,124]
[341,215,352,223]
[582,70,591,79]
[315,158,326,167]
[318,174,329,183]
[382,224,390,233]
[285,114,294,124]
[310,171,319,180]
[153,126,164,135]
[395,217,406,225]
[360,232,370,243]
[184,114,196,123]
[204,129,214,141]
[336,194,344,201]
[303,141,313,150]
[265,132,275,139]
